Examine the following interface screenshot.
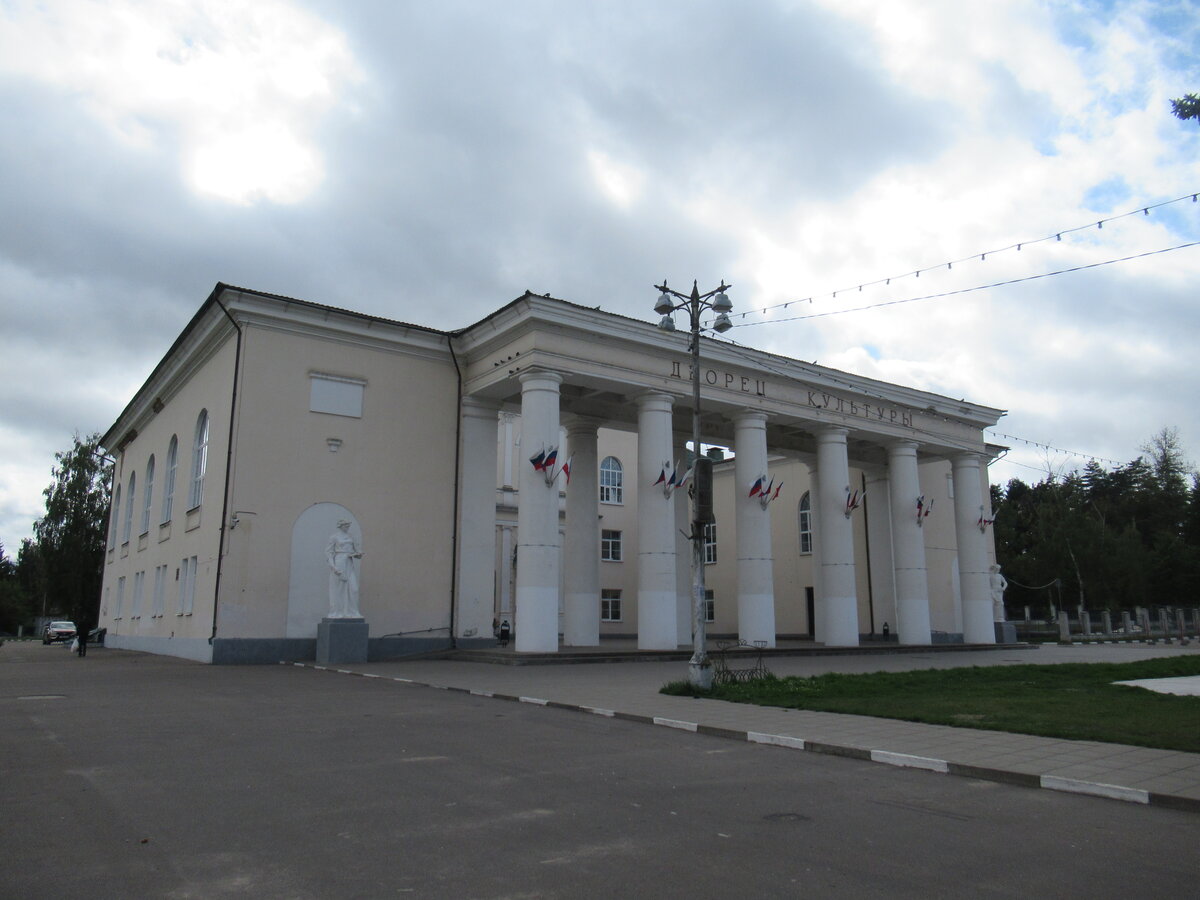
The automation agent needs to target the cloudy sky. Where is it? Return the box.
[2,0,1198,553]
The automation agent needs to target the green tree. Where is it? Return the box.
[992,428,1200,614]
[0,542,33,634]
[31,433,112,629]
[1171,93,1200,122]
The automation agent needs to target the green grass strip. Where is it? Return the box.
[662,656,1200,752]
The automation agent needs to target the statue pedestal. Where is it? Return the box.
[317,617,368,665]
[994,621,1017,644]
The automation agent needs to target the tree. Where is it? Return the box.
[992,428,1200,614]
[0,542,33,634]
[1171,94,1200,122]
[31,433,112,628]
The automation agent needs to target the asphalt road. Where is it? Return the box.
[3,643,1198,899]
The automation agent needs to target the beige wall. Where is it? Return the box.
[218,323,460,640]
[99,334,237,660]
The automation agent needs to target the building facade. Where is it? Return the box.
[98,284,1005,662]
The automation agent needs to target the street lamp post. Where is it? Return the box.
[653,279,733,689]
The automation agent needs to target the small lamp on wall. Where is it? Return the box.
[326,438,343,452]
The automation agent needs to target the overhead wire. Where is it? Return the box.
[724,191,1200,325]
[726,240,1200,327]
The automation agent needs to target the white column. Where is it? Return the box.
[805,461,824,641]
[952,452,995,644]
[864,466,897,638]
[887,441,932,645]
[674,432,692,647]
[636,392,678,649]
[456,398,501,642]
[563,418,601,646]
[499,525,515,620]
[501,414,516,488]
[734,411,776,646]
[515,371,562,652]
[815,427,859,646]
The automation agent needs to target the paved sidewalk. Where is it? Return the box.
[300,642,1200,812]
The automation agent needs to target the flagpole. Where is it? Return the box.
[653,279,733,690]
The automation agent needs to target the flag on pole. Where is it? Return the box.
[561,454,574,485]
[530,449,546,471]
[772,481,783,500]
[749,476,764,498]
[543,447,558,470]
[654,466,667,486]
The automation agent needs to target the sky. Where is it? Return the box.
[2,0,1199,554]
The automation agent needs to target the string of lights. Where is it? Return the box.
[711,336,1130,473]
[725,240,1200,328]
[724,191,1200,323]
[987,433,1123,467]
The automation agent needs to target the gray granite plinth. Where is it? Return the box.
[994,621,1017,644]
[317,618,368,665]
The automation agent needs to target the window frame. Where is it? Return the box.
[122,472,136,545]
[161,435,178,525]
[703,522,717,565]
[188,411,209,510]
[799,491,813,555]
[140,455,155,536]
[108,485,121,549]
[601,529,623,562]
[601,589,622,622]
[599,456,623,505]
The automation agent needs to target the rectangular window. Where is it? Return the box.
[178,556,197,615]
[131,571,145,618]
[152,565,167,617]
[705,589,715,623]
[704,523,717,565]
[601,589,622,622]
[310,373,365,418]
[601,529,623,562]
[115,576,125,619]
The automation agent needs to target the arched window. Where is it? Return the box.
[189,411,209,509]
[599,456,623,504]
[140,455,155,535]
[108,485,121,549]
[161,435,178,524]
[799,491,813,554]
[122,472,136,544]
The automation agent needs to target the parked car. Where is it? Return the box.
[42,621,77,644]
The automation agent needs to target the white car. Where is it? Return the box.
[42,621,77,644]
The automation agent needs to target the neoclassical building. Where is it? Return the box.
[97,284,1005,663]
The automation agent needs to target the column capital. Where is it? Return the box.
[635,390,675,412]
[460,396,502,420]
[815,424,850,443]
[518,369,563,388]
[951,451,984,470]
[561,414,603,435]
[885,438,921,454]
[733,408,769,426]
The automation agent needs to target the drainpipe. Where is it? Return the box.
[447,334,464,650]
[209,289,243,653]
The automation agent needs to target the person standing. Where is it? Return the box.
[76,621,88,657]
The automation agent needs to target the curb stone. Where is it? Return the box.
[286,661,1200,814]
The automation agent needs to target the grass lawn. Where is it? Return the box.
[662,655,1200,753]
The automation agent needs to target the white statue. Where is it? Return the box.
[326,520,363,618]
[989,564,1008,622]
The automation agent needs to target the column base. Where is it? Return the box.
[317,617,368,665]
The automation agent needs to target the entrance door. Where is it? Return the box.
[805,587,815,638]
